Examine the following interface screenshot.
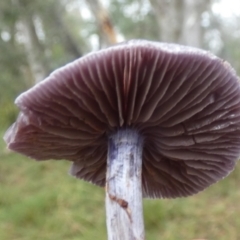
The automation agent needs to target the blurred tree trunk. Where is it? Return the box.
[51,3,82,58]
[149,0,184,43]
[18,0,82,84]
[180,0,211,47]
[21,14,50,84]
[149,0,211,48]
[16,0,50,84]
[85,0,117,47]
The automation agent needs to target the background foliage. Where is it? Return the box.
[1,0,240,239]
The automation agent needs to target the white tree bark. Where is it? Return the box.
[149,0,211,48]
[179,0,211,47]
[106,129,144,240]
[149,0,184,43]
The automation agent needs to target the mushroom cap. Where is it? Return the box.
[4,40,240,198]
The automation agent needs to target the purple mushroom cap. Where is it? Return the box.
[4,40,240,198]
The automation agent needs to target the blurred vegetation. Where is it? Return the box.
[1,0,240,239]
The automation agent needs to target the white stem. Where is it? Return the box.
[106,129,145,240]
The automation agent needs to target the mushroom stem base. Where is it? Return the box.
[106,128,144,240]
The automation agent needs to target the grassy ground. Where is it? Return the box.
[1,129,240,240]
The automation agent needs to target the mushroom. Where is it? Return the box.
[4,40,240,240]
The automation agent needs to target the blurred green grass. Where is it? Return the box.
[1,129,240,240]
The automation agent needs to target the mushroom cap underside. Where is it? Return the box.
[4,40,240,198]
